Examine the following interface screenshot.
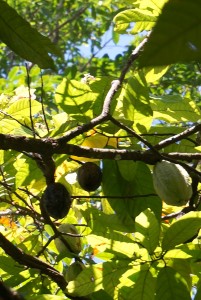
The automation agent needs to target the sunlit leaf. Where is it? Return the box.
[122,74,153,133]
[162,211,201,251]
[135,209,160,254]
[151,95,201,123]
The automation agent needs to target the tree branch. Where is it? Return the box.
[0,232,67,290]
[154,123,201,150]
[1,133,201,164]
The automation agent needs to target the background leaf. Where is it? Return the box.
[0,0,61,69]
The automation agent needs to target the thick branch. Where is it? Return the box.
[1,133,201,163]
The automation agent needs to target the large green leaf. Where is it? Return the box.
[139,0,201,67]
[127,269,156,300]
[155,266,191,300]
[55,77,116,123]
[102,160,162,227]
[122,74,153,133]
[6,99,42,120]
[81,205,133,233]
[135,209,160,254]
[162,211,201,251]
[151,95,201,123]
[0,0,61,69]
[66,260,129,297]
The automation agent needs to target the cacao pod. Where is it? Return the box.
[64,261,85,282]
[42,182,71,219]
[77,162,102,191]
[55,223,82,254]
[153,160,192,206]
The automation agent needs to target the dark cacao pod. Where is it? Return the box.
[42,182,71,219]
[77,162,102,191]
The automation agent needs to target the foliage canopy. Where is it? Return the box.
[0,0,201,299]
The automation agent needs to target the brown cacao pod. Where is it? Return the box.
[42,182,71,219]
[77,162,102,191]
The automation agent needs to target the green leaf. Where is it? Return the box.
[155,266,191,300]
[139,0,201,67]
[144,65,169,83]
[86,232,138,259]
[6,99,42,121]
[127,269,156,300]
[114,9,157,34]
[81,205,133,233]
[102,160,162,226]
[162,211,201,251]
[0,119,21,134]
[0,1,61,69]
[135,209,160,254]
[67,260,129,297]
[168,259,192,290]
[117,160,138,182]
[122,74,153,133]
[151,95,201,123]
[55,78,94,122]
[27,296,65,300]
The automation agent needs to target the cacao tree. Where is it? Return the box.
[0,0,201,299]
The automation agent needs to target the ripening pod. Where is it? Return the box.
[55,223,82,254]
[42,182,72,219]
[153,160,193,206]
[77,162,102,191]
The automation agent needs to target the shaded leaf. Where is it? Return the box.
[155,266,191,300]
[67,260,129,297]
[128,269,155,300]
[102,160,161,226]
[0,1,61,69]
[139,0,201,67]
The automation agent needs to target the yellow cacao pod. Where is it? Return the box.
[153,160,192,206]
[55,223,82,254]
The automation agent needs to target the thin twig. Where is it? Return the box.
[40,71,49,132]
[25,63,36,138]
[154,123,201,150]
